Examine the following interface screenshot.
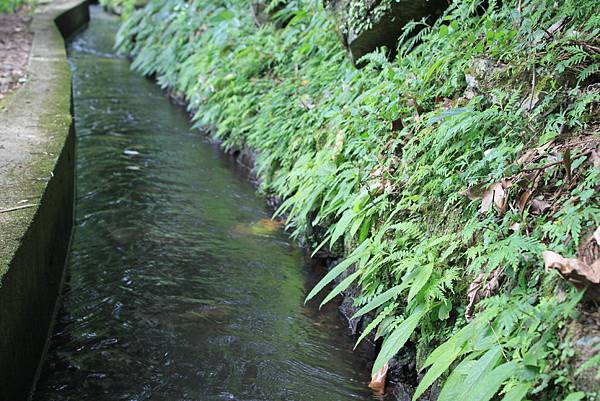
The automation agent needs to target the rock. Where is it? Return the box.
[332,262,363,334]
[464,58,494,99]
[250,1,289,28]
[388,344,417,383]
[390,382,413,401]
[327,0,448,63]
[570,309,600,394]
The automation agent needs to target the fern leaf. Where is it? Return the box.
[352,284,403,319]
[372,307,426,376]
[320,270,360,308]
[500,383,532,401]
[466,362,517,401]
[305,240,369,303]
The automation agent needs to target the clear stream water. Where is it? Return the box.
[32,7,376,401]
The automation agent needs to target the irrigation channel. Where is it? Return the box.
[32,7,376,401]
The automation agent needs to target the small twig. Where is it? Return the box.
[529,64,537,111]
[522,150,592,173]
[488,321,510,362]
[0,204,37,214]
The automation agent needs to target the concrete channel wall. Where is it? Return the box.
[0,1,90,400]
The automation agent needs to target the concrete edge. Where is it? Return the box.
[0,2,90,400]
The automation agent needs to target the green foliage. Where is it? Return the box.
[117,0,600,399]
[0,0,31,13]
[99,0,145,18]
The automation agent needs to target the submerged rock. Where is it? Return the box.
[327,0,448,63]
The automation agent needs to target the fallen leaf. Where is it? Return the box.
[579,228,600,266]
[480,179,512,213]
[563,149,572,181]
[542,251,600,288]
[531,197,551,215]
[516,142,552,166]
[517,149,536,166]
[518,190,532,213]
[368,363,388,395]
[466,268,503,321]
[460,184,486,201]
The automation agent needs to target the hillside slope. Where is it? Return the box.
[114,0,599,399]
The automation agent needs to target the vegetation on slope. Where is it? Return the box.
[0,0,31,13]
[114,0,599,399]
[98,0,146,18]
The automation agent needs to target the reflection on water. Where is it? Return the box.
[32,7,375,401]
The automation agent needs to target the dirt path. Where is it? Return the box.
[0,8,33,101]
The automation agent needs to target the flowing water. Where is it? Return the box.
[32,7,375,401]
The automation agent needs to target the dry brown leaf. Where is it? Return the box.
[466,268,503,321]
[531,197,551,215]
[542,251,600,287]
[460,184,486,201]
[462,180,512,213]
[580,229,600,266]
[563,149,572,181]
[516,142,553,166]
[517,149,536,166]
[369,363,388,396]
[518,190,532,213]
[480,180,512,213]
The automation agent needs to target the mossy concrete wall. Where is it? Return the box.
[0,1,89,400]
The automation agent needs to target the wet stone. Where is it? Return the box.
[327,0,448,63]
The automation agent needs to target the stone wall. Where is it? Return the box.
[0,1,90,399]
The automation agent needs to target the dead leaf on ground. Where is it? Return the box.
[563,149,572,181]
[461,180,512,214]
[518,190,533,213]
[460,184,486,201]
[368,363,388,396]
[531,197,551,215]
[542,251,600,288]
[466,267,503,321]
[479,179,512,213]
[516,142,552,166]
[579,228,600,266]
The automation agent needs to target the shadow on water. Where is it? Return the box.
[33,7,378,401]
